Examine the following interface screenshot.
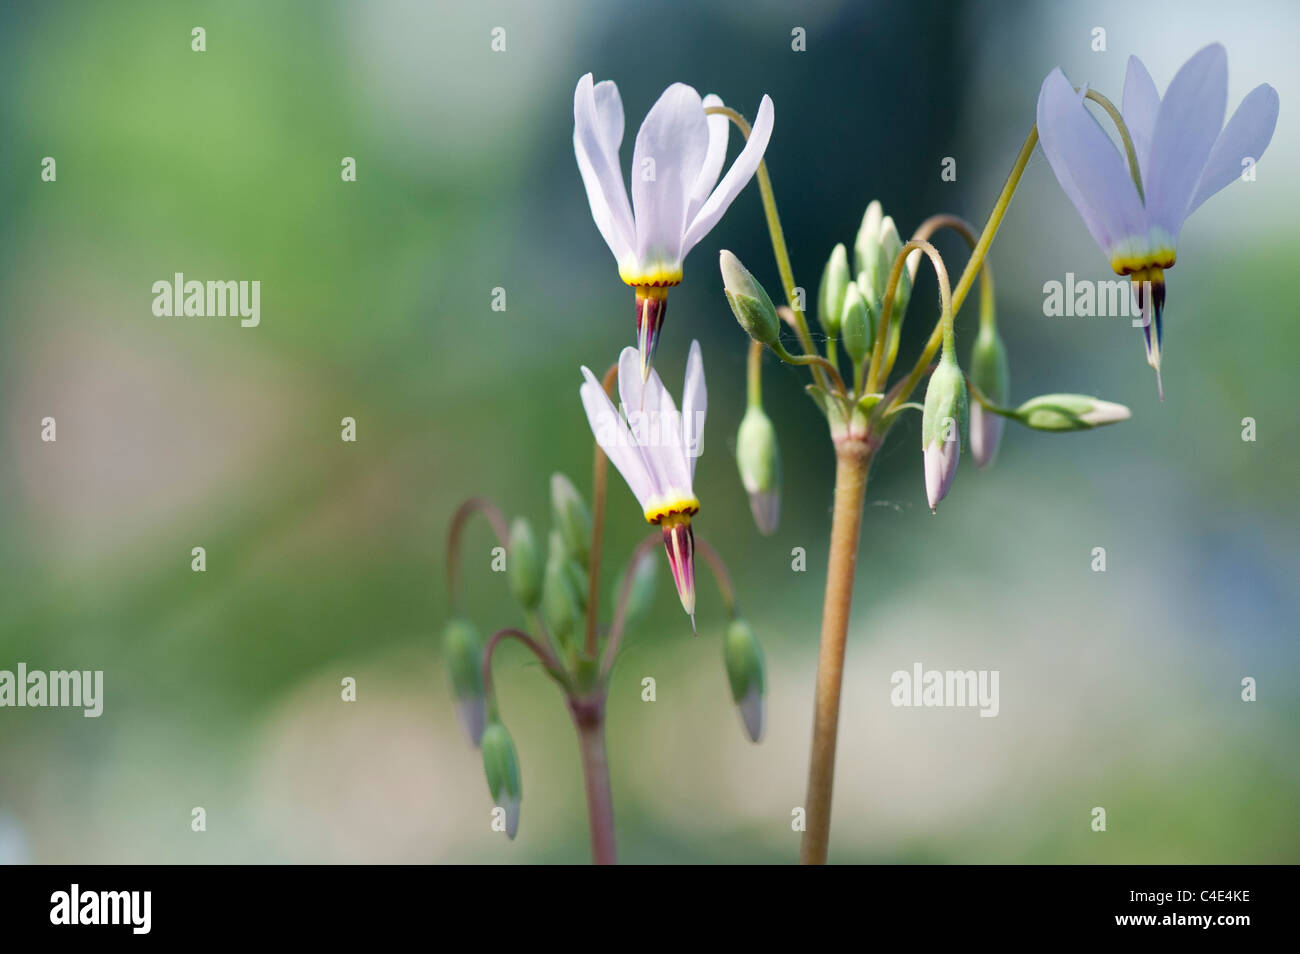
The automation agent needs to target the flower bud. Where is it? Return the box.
[614,548,658,630]
[817,243,851,338]
[853,200,884,285]
[480,722,522,839]
[921,352,968,513]
[840,281,874,366]
[723,618,766,743]
[541,530,582,646]
[506,517,542,610]
[968,324,1010,469]
[720,250,781,348]
[878,216,912,321]
[1014,394,1132,431]
[736,405,781,535]
[443,618,486,746]
[550,473,592,567]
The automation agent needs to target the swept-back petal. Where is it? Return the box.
[1122,56,1161,182]
[680,339,707,480]
[686,94,730,225]
[1144,44,1227,245]
[1036,68,1148,265]
[1188,83,1279,214]
[574,74,635,265]
[631,83,710,272]
[681,94,774,255]
[580,364,656,511]
[618,348,692,506]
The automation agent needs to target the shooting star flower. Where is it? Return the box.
[579,340,707,632]
[574,73,774,379]
[1036,44,1278,397]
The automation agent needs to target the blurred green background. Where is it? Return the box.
[0,0,1295,863]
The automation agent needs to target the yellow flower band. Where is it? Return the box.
[644,499,700,525]
[621,267,683,288]
[1110,248,1176,276]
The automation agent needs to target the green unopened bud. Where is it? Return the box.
[817,243,850,338]
[480,722,522,839]
[921,352,968,513]
[565,557,589,614]
[550,473,591,567]
[615,548,658,630]
[1014,394,1132,431]
[542,530,581,646]
[723,619,766,743]
[720,250,781,347]
[878,216,912,320]
[840,281,874,366]
[506,517,542,610]
[853,200,884,283]
[968,325,1010,469]
[444,619,485,746]
[736,405,781,535]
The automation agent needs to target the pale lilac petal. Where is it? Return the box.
[680,339,707,480]
[1144,44,1227,245]
[1122,56,1160,183]
[969,403,1004,470]
[737,684,763,743]
[580,364,656,511]
[615,347,676,502]
[592,79,625,153]
[686,94,729,225]
[651,360,694,501]
[1188,83,1279,215]
[1036,68,1147,265]
[631,83,710,273]
[680,94,774,255]
[574,74,635,265]
[923,433,960,513]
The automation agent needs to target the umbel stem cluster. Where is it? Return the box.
[442,370,764,863]
[712,100,1135,864]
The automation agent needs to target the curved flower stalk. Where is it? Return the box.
[1037,44,1278,396]
[444,345,763,863]
[716,144,1135,862]
[574,73,774,379]
[579,340,706,632]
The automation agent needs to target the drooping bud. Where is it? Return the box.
[736,405,781,535]
[920,352,968,513]
[840,281,874,367]
[550,473,592,567]
[659,512,697,634]
[541,530,582,646]
[444,618,486,746]
[635,286,669,383]
[506,517,542,610]
[1014,394,1132,431]
[720,250,781,348]
[968,324,1010,469]
[614,548,658,630]
[480,722,522,839]
[723,618,766,743]
[817,243,851,338]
